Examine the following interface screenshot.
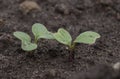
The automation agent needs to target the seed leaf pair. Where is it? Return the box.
[53,28,100,48]
[53,28,72,46]
[13,23,54,51]
[13,32,37,51]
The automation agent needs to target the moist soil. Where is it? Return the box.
[0,0,120,79]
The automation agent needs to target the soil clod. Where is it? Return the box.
[19,1,41,14]
[55,3,70,15]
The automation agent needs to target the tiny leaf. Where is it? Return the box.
[13,31,31,42]
[21,41,37,51]
[53,28,72,46]
[74,31,100,44]
[32,23,54,40]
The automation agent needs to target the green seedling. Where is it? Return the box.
[13,32,37,51]
[53,28,100,61]
[13,23,54,51]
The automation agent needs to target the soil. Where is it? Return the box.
[0,0,120,79]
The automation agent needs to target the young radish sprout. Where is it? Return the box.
[13,23,54,51]
[53,28,100,61]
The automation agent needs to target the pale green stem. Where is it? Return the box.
[68,42,76,61]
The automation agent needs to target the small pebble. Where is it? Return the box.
[19,1,41,14]
[113,62,120,70]
[55,3,70,15]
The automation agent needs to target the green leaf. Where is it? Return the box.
[74,31,100,44]
[53,28,72,46]
[40,32,54,39]
[32,23,54,40]
[21,41,37,51]
[13,31,31,42]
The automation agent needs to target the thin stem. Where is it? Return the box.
[26,51,34,57]
[70,43,76,50]
[68,49,75,61]
[68,43,76,61]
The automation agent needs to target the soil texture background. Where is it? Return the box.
[0,0,120,79]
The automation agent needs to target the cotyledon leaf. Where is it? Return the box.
[53,28,72,46]
[32,23,54,40]
[40,32,55,39]
[21,41,37,51]
[13,31,31,42]
[74,31,100,44]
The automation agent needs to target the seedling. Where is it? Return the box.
[53,28,100,61]
[13,23,54,51]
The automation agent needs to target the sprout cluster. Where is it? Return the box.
[13,23,100,60]
[13,23,54,51]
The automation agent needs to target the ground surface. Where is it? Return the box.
[0,0,120,79]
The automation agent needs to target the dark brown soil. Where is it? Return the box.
[0,0,120,79]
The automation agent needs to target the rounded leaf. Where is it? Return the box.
[13,31,31,42]
[53,28,72,46]
[21,41,37,51]
[32,23,54,39]
[74,31,100,44]
[40,32,55,39]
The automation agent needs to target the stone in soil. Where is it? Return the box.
[19,1,41,14]
[55,3,70,15]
